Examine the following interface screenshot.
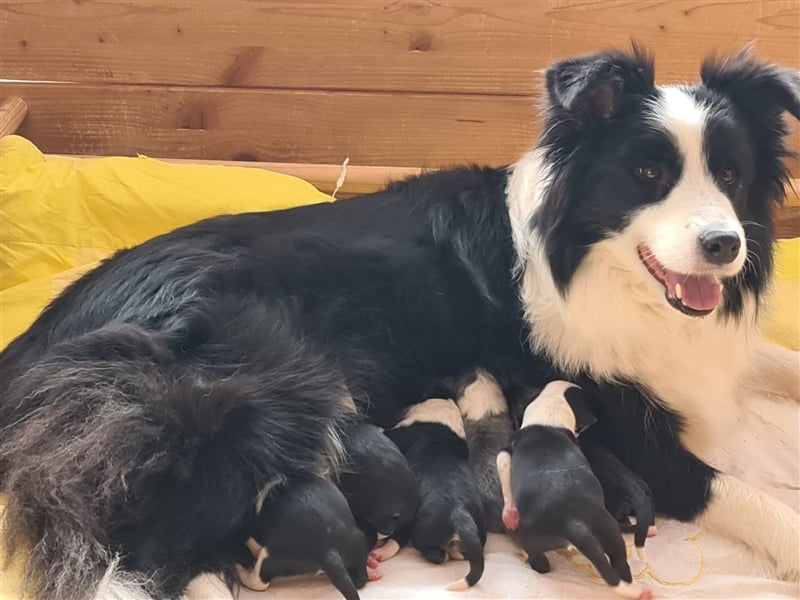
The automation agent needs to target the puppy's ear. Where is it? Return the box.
[563,386,596,435]
[545,41,655,120]
[701,46,800,121]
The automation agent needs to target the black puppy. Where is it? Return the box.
[581,438,657,560]
[453,369,513,533]
[337,417,420,561]
[386,398,486,591]
[497,381,652,600]
[235,477,377,600]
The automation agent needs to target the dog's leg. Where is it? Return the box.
[566,521,650,600]
[745,340,800,402]
[696,473,800,581]
[526,551,551,574]
[321,552,360,600]
[588,382,800,582]
[496,450,519,530]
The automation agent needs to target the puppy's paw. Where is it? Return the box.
[613,581,653,600]
[371,538,401,562]
[367,568,383,582]
[502,505,520,530]
[234,564,270,592]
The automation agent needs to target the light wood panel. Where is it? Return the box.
[2,1,797,93]
[0,95,27,137]
[2,82,537,167]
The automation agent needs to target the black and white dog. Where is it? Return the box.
[0,45,798,599]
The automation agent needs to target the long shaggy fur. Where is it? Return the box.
[0,319,348,599]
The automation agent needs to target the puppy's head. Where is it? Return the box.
[520,381,596,436]
[524,43,799,319]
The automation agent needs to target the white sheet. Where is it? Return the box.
[192,392,800,600]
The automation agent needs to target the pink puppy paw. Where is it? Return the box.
[367,568,383,582]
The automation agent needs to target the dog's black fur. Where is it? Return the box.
[581,437,656,552]
[0,46,797,598]
[385,401,486,590]
[501,386,634,592]
[238,478,372,600]
[336,419,420,544]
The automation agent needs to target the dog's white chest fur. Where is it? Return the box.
[507,147,757,451]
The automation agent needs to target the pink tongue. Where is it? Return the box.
[666,273,722,311]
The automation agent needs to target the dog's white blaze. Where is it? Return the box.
[638,86,746,277]
[507,141,758,453]
[697,474,800,581]
[457,370,508,420]
[520,380,578,433]
[394,398,466,438]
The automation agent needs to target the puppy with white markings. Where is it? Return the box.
[234,478,378,600]
[336,417,420,562]
[453,369,514,533]
[385,398,486,591]
[497,381,652,600]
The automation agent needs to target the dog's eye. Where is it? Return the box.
[634,166,662,182]
[720,166,737,185]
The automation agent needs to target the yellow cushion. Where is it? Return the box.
[0,135,332,349]
[763,237,800,350]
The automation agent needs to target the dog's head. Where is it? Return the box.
[524,44,798,320]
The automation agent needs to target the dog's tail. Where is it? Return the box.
[445,509,485,591]
[0,320,348,600]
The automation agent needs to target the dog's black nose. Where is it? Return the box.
[699,230,741,265]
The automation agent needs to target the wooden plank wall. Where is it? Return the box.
[1,0,798,171]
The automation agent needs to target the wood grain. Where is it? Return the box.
[2,81,537,168]
[2,1,797,93]
[0,96,28,137]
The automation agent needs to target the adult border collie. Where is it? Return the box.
[1,45,798,599]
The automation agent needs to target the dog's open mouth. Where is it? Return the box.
[636,244,722,317]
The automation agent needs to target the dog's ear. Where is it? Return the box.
[544,42,655,120]
[701,46,800,121]
[563,386,596,435]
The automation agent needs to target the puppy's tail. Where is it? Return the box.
[0,320,347,600]
[445,509,485,591]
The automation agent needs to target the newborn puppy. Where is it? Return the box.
[454,369,513,533]
[386,398,486,591]
[580,437,657,559]
[337,417,420,561]
[497,381,652,600]
[235,477,377,600]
